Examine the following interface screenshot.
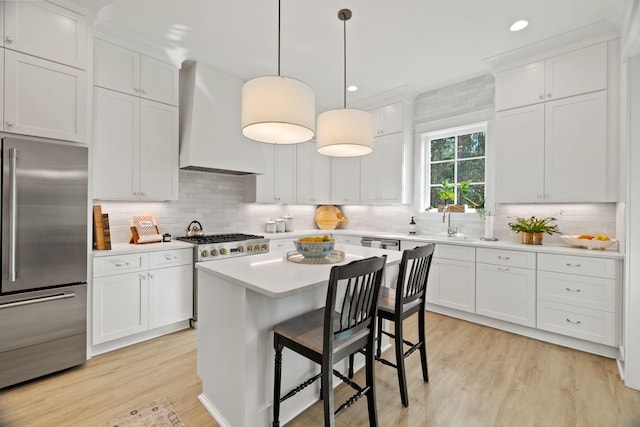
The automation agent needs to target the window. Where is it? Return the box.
[424,123,486,209]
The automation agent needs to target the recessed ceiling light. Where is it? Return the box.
[510,19,529,32]
[347,85,358,92]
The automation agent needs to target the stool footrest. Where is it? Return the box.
[332,369,370,417]
[281,373,322,402]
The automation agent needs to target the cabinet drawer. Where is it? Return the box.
[434,244,475,262]
[93,253,148,277]
[149,249,193,268]
[476,248,535,269]
[537,300,615,346]
[538,271,615,312]
[538,253,616,278]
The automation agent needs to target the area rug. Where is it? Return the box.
[99,397,184,427]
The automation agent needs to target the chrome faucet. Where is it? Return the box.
[442,205,458,237]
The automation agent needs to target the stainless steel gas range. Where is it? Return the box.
[176,233,270,325]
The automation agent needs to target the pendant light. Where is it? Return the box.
[241,0,316,144]
[316,9,373,157]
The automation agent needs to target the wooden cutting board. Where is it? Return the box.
[314,205,348,230]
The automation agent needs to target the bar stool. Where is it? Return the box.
[374,243,435,407]
[272,255,387,427]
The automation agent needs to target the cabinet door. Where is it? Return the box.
[139,100,179,201]
[255,144,276,202]
[427,258,475,313]
[331,157,360,204]
[476,263,536,327]
[148,265,193,329]
[359,147,379,203]
[544,91,607,202]
[93,88,140,200]
[495,61,545,111]
[140,55,179,106]
[545,43,607,102]
[93,272,149,344]
[371,102,404,136]
[4,1,88,69]
[495,104,545,203]
[93,38,140,97]
[296,141,330,204]
[378,133,404,202]
[4,50,87,142]
[274,145,296,203]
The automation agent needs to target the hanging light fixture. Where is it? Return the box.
[241,0,315,144]
[316,9,373,157]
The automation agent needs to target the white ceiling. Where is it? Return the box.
[84,0,625,111]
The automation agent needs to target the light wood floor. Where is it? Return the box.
[1,312,639,426]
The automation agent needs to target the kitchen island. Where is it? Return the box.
[195,244,403,427]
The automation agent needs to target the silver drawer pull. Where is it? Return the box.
[565,263,582,268]
[497,256,510,260]
[164,255,177,260]
[566,318,581,325]
[114,261,130,267]
[565,287,581,293]
[497,267,510,271]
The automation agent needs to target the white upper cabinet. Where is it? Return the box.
[94,38,179,106]
[370,101,404,136]
[4,0,88,69]
[296,141,330,204]
[330,157,361,205]
[4,50,86,142]
[360,133,407,204]
[254,144,296,203]
[495,43,607,111]
[93,87,179,201]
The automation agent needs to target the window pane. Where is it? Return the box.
[431,137,455,161]
[458,158,485,182]
[458,184,485,207]
[458,132,485,158]
[429,187,442,208]
[430,161,454,185]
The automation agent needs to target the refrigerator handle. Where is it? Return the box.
[8,147,17,282]
[0,292,76,310]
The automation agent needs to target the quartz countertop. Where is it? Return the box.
[196,244,403,298]
[92,241,194,257]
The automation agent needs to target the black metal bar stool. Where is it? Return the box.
[363,243,435,407]
[272,255,387,427]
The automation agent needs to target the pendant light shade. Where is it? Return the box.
[241,0,316,144]
[316,8,373,157]
[317,108,373,156]
[242,75,315,144]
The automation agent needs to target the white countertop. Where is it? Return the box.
[265,229,623,260]
[92,241,194,257]
[196,244,403,298]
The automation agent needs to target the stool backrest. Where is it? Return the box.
[395,244,435,312]
[324,255,387,350]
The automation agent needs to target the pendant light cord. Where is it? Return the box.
[343,11,347,109]
[277,0,281,76]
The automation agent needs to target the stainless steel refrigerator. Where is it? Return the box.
[1,136,88,389]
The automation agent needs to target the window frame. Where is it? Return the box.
[421,122,487,210]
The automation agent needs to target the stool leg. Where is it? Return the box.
[419,308,429,382]
[365,335,378,427]
[348,353,355,378]
[321,358,335,427]
[395,318,409,407]
[273,339,283,427]
[376,316,383,359]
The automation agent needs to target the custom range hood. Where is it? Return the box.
[179,60,265,175]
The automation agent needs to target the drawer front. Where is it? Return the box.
[538,271,616,312]
[477,248,535,269]
[537,300,616,346]
[149,248,193,268]
[538,253,616,278]
[93,253,147,277]
[434,244,475,262]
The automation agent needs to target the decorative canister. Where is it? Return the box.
[275,218,286,233]
[266,219,276,233]
[284,214,293,232]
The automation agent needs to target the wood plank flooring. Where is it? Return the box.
[1,312,639,426]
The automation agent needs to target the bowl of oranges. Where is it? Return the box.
[293,235,335,258]
[560,234,616,250]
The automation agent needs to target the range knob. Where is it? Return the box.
[201,250,209,258]
[247,245,254,252]
[211,249,219,257]
[253,244,261,251]
[261,243,268,251]
[237,246,245,253]
[220,248,228,255]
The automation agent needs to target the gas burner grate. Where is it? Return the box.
[177,233,265,244]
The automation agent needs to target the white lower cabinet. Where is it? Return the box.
[93,248,193,345]
[537,253,617,346]
[476,248,536,327]
[427,245,475,313]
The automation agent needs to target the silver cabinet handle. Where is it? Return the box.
[566,318,581,325]
[5,35,14,43]
[0,292,75,310]
[164,255,177,260]
[139,274,147,280]
[565,287,581,293]
[497,266,510,271]
[141,89,147,95]
[547,91,552,98]
[113,261,130,267]
[566,263,582,268]
[6,121,15,127]
[497,256,510,260]
[7,148,18,282]
[538,93,544,100]
[134,87,141,92]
